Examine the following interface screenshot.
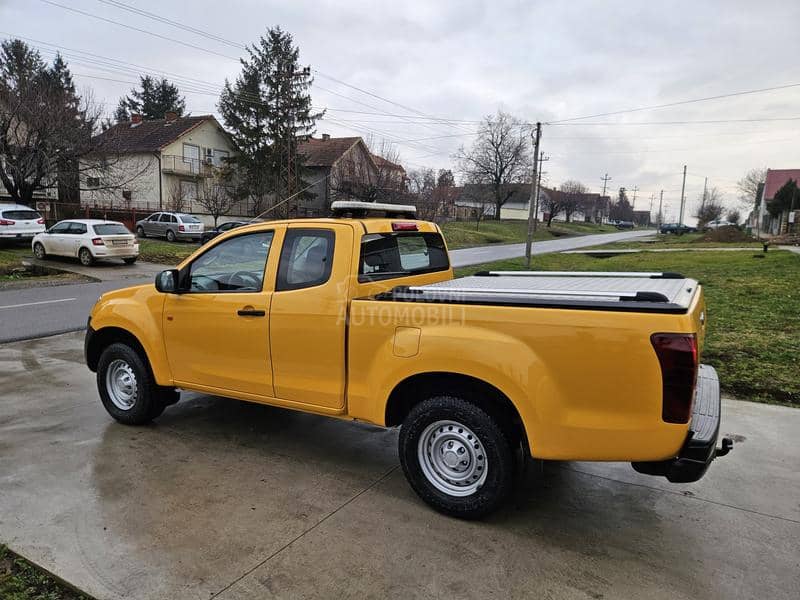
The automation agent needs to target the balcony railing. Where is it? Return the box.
[161,155,215,177]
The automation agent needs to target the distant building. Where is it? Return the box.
[297,134,407,216]
[755,168,800,235]
[81,113,240,217]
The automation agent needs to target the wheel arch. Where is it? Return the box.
[86,326,150,374]
[385,371,529,452]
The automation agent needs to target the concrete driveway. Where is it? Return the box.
[1,332,798,600]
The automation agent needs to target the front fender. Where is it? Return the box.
[89,284,171,385]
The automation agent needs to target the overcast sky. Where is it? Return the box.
[3,0,799,221]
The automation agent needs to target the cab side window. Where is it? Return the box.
[188,231,274,293]
[276,229,335,291]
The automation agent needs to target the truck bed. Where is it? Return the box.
[379,271,699,314]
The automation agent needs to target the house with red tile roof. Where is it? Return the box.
[80,113,239,216]
[755,168,800,235]
[297,134,406,216]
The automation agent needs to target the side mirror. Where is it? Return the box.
[155,269,180,293]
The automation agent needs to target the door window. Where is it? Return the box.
[67,222,87,235]
[147,213,160,222]
[276,229,335,291]
[187,231,274,293]
[48,222,71,234]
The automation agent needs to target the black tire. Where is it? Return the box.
[78,247,94,266]
[33,242,47,260]
[399,395,515,519]
[166,229,176,242]
[96,342,171,425]
[123,256,137,265]
[136,226,146,238]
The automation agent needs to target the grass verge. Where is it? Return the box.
[455,250,800,405]
[440,220,618,249]
[137,238,198,264]
[0,545,91,600]
[586,232,763,250]
[0,246,85,286]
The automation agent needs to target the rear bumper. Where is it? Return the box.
[632,364,733,483]
[176,231,202,240]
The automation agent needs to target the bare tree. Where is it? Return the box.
[455,111,530,220]
[539,188,566,227]
[726,209,741,225]
[166,180,191,213]
[737,168,767,209]
[559,180,588,223]
[196,176,236,227]
[695,187,725,226]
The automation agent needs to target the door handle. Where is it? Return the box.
[237,308,265,317]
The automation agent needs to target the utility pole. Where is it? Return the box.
[649,193,655,227]
[700,177,708,213]
[532,151,549,234]
[525,122,542,269]
[658,190,664,226]
[679,165,687,225]
[601,173,612,198]
[631,185,639,210]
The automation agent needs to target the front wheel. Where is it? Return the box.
[78,247,94,266]
[96,343,173,425]
[33,242,47,260]
[136,226,146,238]
[399,396,515,519]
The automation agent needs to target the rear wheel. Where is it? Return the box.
[33,242,47,260]
[166,229,176,242]
[399,395,515,519]
[123,256,137,265]
[78,247,94,266]
[96,342,176,425]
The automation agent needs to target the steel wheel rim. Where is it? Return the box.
[418,420,487,497]
[105,359,138,410]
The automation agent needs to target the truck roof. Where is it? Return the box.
[383,271,700,314]
[244,217,441,235]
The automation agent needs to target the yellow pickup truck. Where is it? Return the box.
[85,201,732,518]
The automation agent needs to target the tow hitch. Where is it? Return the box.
[716,437,734,457]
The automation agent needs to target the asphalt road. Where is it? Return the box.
[0,229,654,343]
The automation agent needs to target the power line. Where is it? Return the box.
[548,116,800,126]
[548,82,800,124]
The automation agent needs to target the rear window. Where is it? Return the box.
[179,214,201,223]
[359,232,449,282]
[94,224,130,235]
[1,210,40,220]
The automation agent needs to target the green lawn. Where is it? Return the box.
[0,545,90,600]
[440,220,617,249]
[455,250,800,405]
[137,238,199,264]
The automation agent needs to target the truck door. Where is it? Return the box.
[269,224,353,410]
[163,228,281,397]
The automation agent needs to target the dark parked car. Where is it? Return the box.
[615,220,635,229]
[200,221,248,244]
[659,223,696,235]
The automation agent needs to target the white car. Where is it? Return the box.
[0,204,46,242]
[32,219,139,266]
[704,219,736,231]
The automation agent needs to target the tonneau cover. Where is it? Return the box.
[381,271,699,313]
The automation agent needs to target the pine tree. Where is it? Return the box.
[115,75,186,121]
[218,27,323,217]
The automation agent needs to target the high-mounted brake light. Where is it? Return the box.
[91,237,105,246]
[651,333,698,424]
[392,222,418,231]
[0,219,15,226]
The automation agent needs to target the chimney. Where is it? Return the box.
[321,133,330,141]
[165,111,178,123]
[130,113,142,127]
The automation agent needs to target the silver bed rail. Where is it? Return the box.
[474,270,684,279]
[404,286,670,303]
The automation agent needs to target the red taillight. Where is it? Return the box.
[392,221,418,231]
[92,237,105,246]
[651,333,698,423]
[0,219,15,226]
[37,218,45,224]
[178,225,185,232]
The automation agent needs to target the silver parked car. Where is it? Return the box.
[135,212,204,242]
